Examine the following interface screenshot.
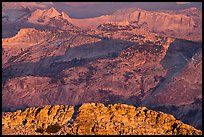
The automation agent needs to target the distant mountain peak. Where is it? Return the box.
[46,7,59,13]
[27,7,72,25]
[42,7,62,17]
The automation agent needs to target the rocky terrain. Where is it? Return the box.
[2,24,202,128]
[72,7,202,41]
[2,103,202,135]
[2,4,202,42]
[2,2,202,133]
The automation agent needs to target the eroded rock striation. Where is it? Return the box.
[2,103,202,135]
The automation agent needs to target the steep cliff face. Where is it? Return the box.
[2,103,202,135]
[110,8,196,33]
[71,8,201,42]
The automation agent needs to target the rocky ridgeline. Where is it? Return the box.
[2,103,202,135]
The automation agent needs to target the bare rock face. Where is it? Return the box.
[2,103,202,135]
[71,8,202,42]
[2,105,74,135]
[67,103,202,135]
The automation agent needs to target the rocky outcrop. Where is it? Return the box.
[2,105,74,135]
[2,103,202,135]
